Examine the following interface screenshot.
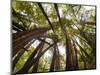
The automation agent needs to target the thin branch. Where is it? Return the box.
[37,38,51,45]
[12,21,26,31]
[73,38,90,58]
[12,25,22,32]
[76,6,81,15]
[37,3,55,33]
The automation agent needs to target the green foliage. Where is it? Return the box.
[12,0,96,73]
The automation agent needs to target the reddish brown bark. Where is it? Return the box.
[12,28,50,57]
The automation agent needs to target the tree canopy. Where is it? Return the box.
[12,0,96,74]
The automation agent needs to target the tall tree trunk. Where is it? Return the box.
[16,43,54,74]
[16,41,44,74]
[32,60,39,73]
[12,49,25,70]
[80,51,87,69]
[49,44,56,72]
[55,45,60,71]
[73,42,79,70]
[65,36,73,70]
[12,40,35,70]
[32,39,45,73]
[12,27,50,57]
[54,4,73,70]
[49,43,60,72]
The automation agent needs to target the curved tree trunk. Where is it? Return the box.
[12,39,36,70]
[12,27,50,57]
[16,43,54,74]
[16,41,44,74]
[32,39,45,73]
[12,49,25,70]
